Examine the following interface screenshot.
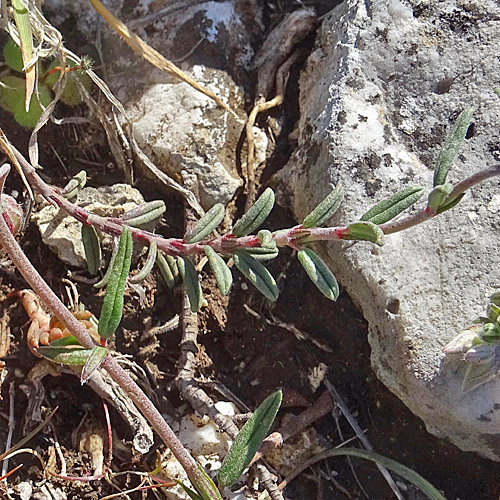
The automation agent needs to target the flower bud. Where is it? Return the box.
[0,194,23,238]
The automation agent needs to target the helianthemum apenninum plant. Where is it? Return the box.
[0,107,499,500]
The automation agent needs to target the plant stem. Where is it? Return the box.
[0,164,220,499]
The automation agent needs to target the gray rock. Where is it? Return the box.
[33,184,145,268]
[275,0,500,459]
[126,66,243,210]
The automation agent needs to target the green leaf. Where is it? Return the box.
[297,248,339,301]
[121,200,166,228]
[3,39,24,72]
[427,183,453,210]
[81,346,109,384]
[98,226,133,339]
[360,186,424,224]
[236,246,279,261]
[178,257,203,312]
[315,448,447,500]
[81,224,101,275]
[37,346,94,365]
[257,229,276,248]
[233,252,279,301]
[129,240,157,284]
[176,481,203,500]
[302,183,344,228]
[94,240,119,288]
[232,188,275,236]
[156,251,180,288]
[62,170,87,199]
[433,109,474,187]
[187,203,225,243]
[435,193,465,214]
[343,221,384,246]
[218,390,282,489]
[204,246,232,296]
[48,335,80,347]
[462,357,499,392]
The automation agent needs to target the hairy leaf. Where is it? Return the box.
[218,390,282,489]
[81,346,109,384]
[236,246,279,261]
[122,200,166,227]
[94,239,119,288]
[302,183,344,228]
[81,224,101,275]
[187,203,225,243]
[233,252,279,301]
[343,222,384,246]
[462,356,500,392]
[178,257,203,312]
[129,240,157,284]
[62,170,87,199]
[98,226,133,339]
[204,246,232,296]
[156,251,179,288]
[232,188,274,236]
[435,193,465,214]
[427,183,453,210]
[297,248,339,301]
[361,186,424,224]
[37,346,93,365]
[434,108,474,187]
[257,229,276,248]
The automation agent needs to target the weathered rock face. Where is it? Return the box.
[126,66,243,210]
[275,0,500,459]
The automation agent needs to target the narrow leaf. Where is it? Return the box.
[187,203,225,243]
[218,390,282,489]
[178,257,203,312]
[297,248,339,301]
[81,346,109,384]
[343,221,384,246]
[156,251,179,288]
[435,193,465,214]
[433,109,474,187]
[233,252,279,301]
[462,357,500,392]
[94,239,119,288]
[37,346,93,365]
[427,184,453,210]
[62,170,87,199]
[12,0,35,112]
[204,246,232,296]
[257,229,276,248]
[311,448,447,500]
[232,187,274,236]
[81,224,101,275]
[122,200,166,227]
[236,246,279,261]
[302,183,344,228]
[98,226,133,339]
[176,481,203,500]
[361,186,424,224]
[129,240,157,284]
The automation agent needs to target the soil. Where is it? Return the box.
[0,2,500,500]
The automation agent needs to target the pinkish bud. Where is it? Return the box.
[0,194,23,237]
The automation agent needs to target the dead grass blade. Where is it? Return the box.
[0,407,58,462]
[88,0,239,119]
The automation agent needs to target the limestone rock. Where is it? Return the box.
[33,184,145,268]
[126,66,243,210]
[275,0,500,459]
